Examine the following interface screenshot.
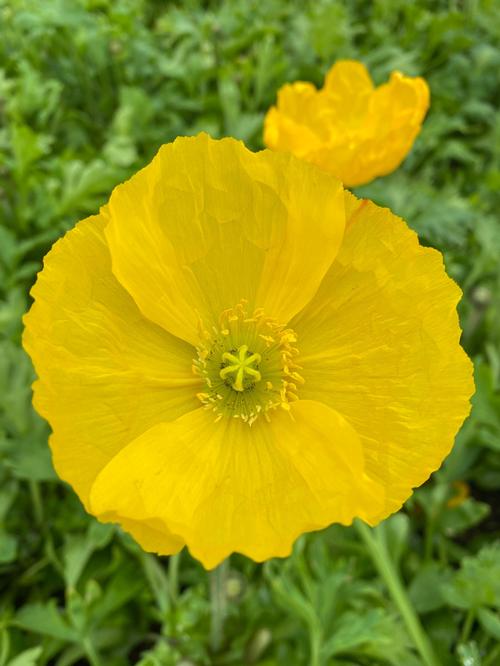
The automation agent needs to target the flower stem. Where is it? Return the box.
[168,552,180,605]
[355,520,439,666]
[210,558,229,653]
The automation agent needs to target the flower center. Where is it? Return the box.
[193,301,303,425]
[219,345,262,392]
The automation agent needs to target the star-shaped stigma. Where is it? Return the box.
[219,345,262,392]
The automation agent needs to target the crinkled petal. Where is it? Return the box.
[291,192,474,519]
[89,400,384,569]
[103,134,345,345]
[23,214,200,509]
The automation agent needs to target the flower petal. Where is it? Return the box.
[103,134,345,344]
[291,192,474,519]
[362,71,430,180]
[102,514,183,555]
[264,83,323,157]
[323,59,374,127]
[23,214,200,508]
[89,400,383,569]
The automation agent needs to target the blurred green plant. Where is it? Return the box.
[0,0,499,664]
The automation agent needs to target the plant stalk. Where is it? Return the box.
[355,520,439,666]
[210,558,229,653]
[168,552,181,605]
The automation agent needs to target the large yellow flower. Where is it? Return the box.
[264,60,430,187]
[23,134,472,569]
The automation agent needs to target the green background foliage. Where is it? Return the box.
[0,0,499,664]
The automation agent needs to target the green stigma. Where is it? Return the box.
[219,345,262,391]
[193,301,304,425]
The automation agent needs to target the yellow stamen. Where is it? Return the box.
[194,301,304,423]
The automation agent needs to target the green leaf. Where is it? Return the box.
[6,647,43,666]
[443,543,500,610]
[477,607,500,641]
[377,513,410,566]
[322,608,391,657]
[10,125,52,181]
[409,565,449,614]
[140,553,171,615]
[439,498,490,537]
[63,522,114,588]
[90,560,145,624]
[0,530,17,564]
[15,602,78,642]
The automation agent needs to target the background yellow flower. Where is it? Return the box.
[23,135,472,570]
[264,59,430,187]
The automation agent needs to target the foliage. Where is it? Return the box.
[0,0,499,664]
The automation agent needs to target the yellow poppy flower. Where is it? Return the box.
[264,59,430,187]
[23,134,472,569]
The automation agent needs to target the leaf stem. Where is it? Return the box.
[460,608,475,644]
[355,520,439,666]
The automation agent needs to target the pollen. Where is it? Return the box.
[193,301,303,424]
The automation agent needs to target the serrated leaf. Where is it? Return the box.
[443,543,500,610]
